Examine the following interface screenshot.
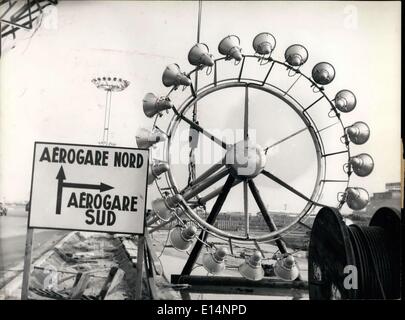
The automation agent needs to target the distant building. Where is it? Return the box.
[385,182,401,192]
[359,182,401,216]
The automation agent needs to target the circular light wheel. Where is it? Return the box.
[165,80,326,242]
[147,54,356,245]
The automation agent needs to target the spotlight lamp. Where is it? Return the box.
[253,32,276,56]
[135,127,166,149]
[151,194,183,222]
[169,224,198,251]
[334,90,357,113]
[239,251,265,281]
[312,62,335,85]
[162,64,192,88]
[284,44,308,66]
[349,153,374,177]
[140,31,374,275]
[346,121,370,145]
[147,160,170,184]
[274,254,300,281]
[344,187,370,211]
[202,247,228,275]
[143,93,174,118]
[188,43,215,67]
[218,35,243,62]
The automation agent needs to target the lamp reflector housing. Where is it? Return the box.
[143,93,174,118]
[218,35,243,62]
[169,225,197,251]
[346,121,370,145]
[162,64,192,88]
[188,43,214,67]
[349,153,374,177]
[239,250,264,281]
[202,247,228,275]
[147,161,170,184]
[285,44,308,66]
[312,62,335,85]
[345,187,369,210]
[274,255,300,281]
[151,194,183,222]
[253,32,276,56]
[334,90,357,113]
[135,127,166,149]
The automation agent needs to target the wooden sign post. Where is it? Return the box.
[21,228,34,300]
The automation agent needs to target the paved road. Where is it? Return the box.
[0,205,66,272]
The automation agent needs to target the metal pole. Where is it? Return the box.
[102,90,109,144]
[181,174,235,275]
[106,89,113,144]
[21,227,34,300]
[135,235,145,300]
[248,180,288,254]
[182,168,229,200]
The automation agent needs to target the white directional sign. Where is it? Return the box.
[28,142,149,234]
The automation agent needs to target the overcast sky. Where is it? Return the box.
[0,1,401,215]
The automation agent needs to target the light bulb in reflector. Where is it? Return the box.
[188,43,214,67]
[151,194,183,222]
[239,250,264,281]
[345,187,369,211]
[169,225,197,251]
[349,154,374,177]
[142,93,173,118]
[202,247,228,275]
[274,254,300,281]
[312,62,335,85]
[147,161,170,184]
[334,90,356,113]
[253,32,276,56]
[135,127,166,149]
[218,35,243,61]
[162,64,192,88]
[346,121,370,145]
[285,44,308,66]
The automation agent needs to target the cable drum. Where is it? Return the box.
[309,206,400,300]
[347,225,393,299]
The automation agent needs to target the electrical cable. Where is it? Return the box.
[348,225,392,299]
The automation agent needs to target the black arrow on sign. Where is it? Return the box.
[55,166,114,215]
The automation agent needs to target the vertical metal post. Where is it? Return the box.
[102,90,109,144]
[106,89,112,144]
[135,235,145,300]
[21,227,34,300]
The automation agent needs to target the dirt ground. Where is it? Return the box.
[1,229,309,300]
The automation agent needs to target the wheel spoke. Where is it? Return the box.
[204,174,235,226]
[244,85,249,141]
[264,127,307,154]
[181,167,230,201]
[172,108,228,150]
[264,121,340,154]
[197,179,242,205]
[248,179,287,254]
[181,174,235,275]
[261,169,323,206]
[188,158,225,187]
[243,180,249,237]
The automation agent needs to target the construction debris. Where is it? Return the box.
[26,231,179,300]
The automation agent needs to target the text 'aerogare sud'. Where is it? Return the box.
[28,142,149,235]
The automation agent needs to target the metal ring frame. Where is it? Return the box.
[150,54,351,244]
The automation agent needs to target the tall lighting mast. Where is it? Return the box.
[91,77,130,145]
